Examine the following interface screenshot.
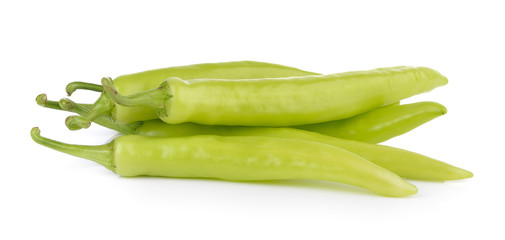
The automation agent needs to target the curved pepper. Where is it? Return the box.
[39,95,445,143]
[103,66,448,126]
[65,61,319,128]
[136,122,472,181]
[31,127,418,197]
[37,97,471,181]
[294,101,448,143]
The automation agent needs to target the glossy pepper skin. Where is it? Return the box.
[64,61,319,129]
[294,101,448,143]
[44,95,446,143]
[112,61,319,123]
[31,127,418,197]
[38,97,471,181]
[104,66,448,126]
[136,123,472,181]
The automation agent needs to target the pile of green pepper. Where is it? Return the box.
[32,61,472,197]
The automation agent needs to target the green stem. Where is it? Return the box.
[36,94,138,134]
[62,91,115,130]
[82,91,114,120]
[101,77,170,109]
[30,127,114,171]
[65,116,91,130]
[36,94,61,110]
[58,98,91,115]
[66,81,104,96]
[58,98,139,134]
[36,94,92,110]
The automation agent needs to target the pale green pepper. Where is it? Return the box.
[103,66,448,126]
[31,127,418,197]
[37,96,472,181]
[40,93,446,143]
[294,101,448,143]
[65,61,319,129]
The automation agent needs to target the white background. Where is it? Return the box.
[1,0,504,239]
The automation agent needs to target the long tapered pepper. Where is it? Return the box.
[43,90,447,143]
[134,122,473,181]
[65,61,320,129]
[31,127,418,197]
[37,96,471,181]
[40,93,446,143]
[294,101,448,143]
[102,66,448,126]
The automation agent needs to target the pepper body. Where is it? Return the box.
[50,96,447,144]
[31,128,417,197]
[44,97,470,180]
[294,101,448,143]
[112,135,416,197]
[113,61,319,123]
[144,66,448,126]
[136,122,472,180]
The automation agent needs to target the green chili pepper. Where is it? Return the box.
[102,66,448,126]
[30,127,418,197]
[135,122,473,181]
[38,94,446,143]
[65,61,319,129]
[294,101,448,143]
[37,96,472,181]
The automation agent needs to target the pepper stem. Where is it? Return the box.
[36,94,61,110]
[101,77,170,109]
[30,127,114,171]
[36,94,139,134]
[65,116,91,130]
[66,81,104,96]
[37,94,92,110]
[64,91,115,130]
[59,98,139,134]
[58,98,90,115]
